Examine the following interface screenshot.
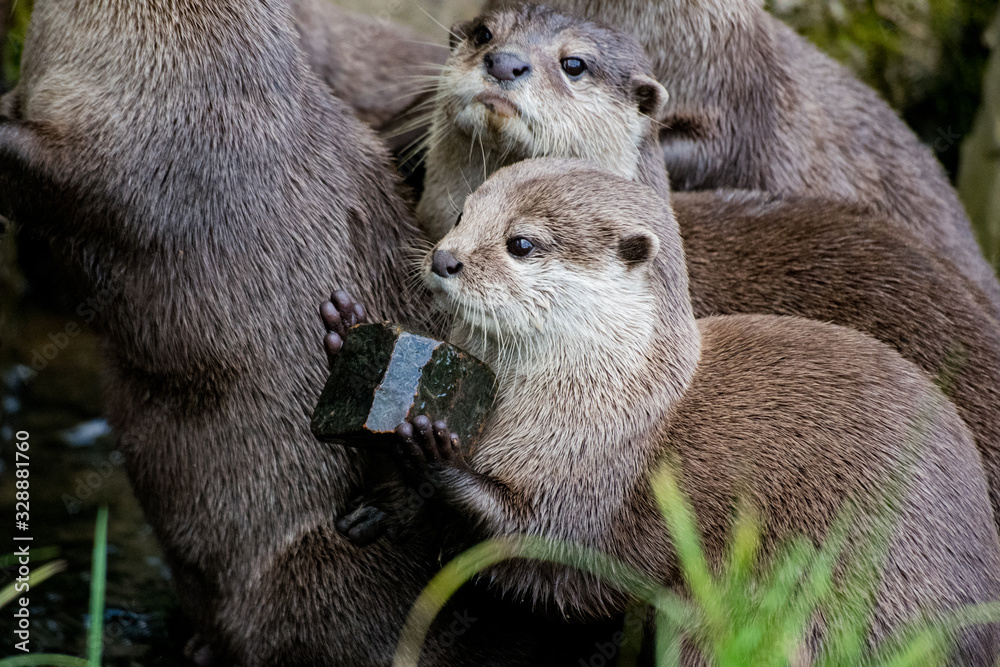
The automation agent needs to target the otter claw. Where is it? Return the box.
[395,415,465,476]
[320,289,368,365]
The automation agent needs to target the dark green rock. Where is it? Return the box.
[311,323,496,456]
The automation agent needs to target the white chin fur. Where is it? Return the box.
[450,100,533,156]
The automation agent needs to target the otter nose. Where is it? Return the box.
[484,52,531,82]
[431,249,464,278]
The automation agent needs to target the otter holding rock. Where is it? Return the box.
[411,4,1000,532]
[484,0,1000,313]
[328,158,1000,664]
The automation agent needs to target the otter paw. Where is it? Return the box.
[335,503,389,547]
[395,415,466,479]
[319,289,368,364]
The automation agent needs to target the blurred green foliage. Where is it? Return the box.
[767,0,999,272]
[958,8,1000,272]
[2,0,31,89]
[766,0,998,178]
[395,466,1000,667]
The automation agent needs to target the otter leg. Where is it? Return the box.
[319,289,368,365]
[335,501,390,547]
[392,416,526,535]
[395,415,468,477]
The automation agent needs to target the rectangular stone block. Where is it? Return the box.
[311,323,496,456]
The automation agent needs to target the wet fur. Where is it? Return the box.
[420,158,1000,663]
[485,0,1000,314]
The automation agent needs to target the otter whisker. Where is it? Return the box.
[381,121,432,143]
[469,124,481,165]
[413,4,463,43]
[393,130,433,162]
[444,186,462,217]
[385,109,434,136]
[394,72,450,82]
[398,40,450,52]
[478,129,489,183]
[458,166,475,200]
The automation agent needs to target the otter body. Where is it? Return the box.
[413,5,1000,532]
[397,159,1000,663]
[674,191,1000,525]
[485,0,1000,313]
[0,1,589,664]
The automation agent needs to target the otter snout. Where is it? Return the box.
[432,249,464,278]
[484,52,532,82]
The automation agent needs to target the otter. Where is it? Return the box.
[0,0,610,664]
[409,5,1000,533]
[330,158,1000,664]
[483,0,1000,314]
[416,4,668,241]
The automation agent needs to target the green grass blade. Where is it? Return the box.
[651,465,726,633]
[87,506,109,667]
[393,535,673,667]
[393,540,514,667]
[0,655,90,667]
[0,548,60,569]
[874,629,948,667]
[655,605,682,667]
[723,503,762,595]
[615,603,649,667]
[0,560,67,608]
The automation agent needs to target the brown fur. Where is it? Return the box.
[415,158,1000,663]
[674,191,1000,534]
[291,0,447,131]
[0,1,609,664]
[415,5,1000,535]
[484,0,1000,314]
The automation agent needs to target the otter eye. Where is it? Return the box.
[455,212,462,227]
[507,237,535,258]
[471,25,493,47]
[561,57,588,79]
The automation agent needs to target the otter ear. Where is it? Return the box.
[632,75,668,118]
[450,20,474,51]
[618,229,660,268]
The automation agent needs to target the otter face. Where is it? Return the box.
[437,6,667,180]
[423,158,662,362]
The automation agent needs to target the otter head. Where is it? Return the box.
[438,5,666,179]
[423,157,673,371]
